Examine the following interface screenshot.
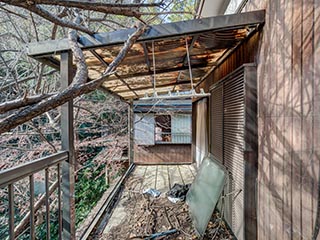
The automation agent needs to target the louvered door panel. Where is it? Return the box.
[210,85,223,163]
[223,71,245,240]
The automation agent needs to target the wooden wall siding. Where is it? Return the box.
[197,1,319,239]
[196,30,261,91]
[134,144,192,164]
[244,0,319,239]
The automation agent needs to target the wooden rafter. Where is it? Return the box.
[90,50,139,98]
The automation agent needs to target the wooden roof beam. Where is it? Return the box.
[104,62,211,81]
[182,35,200,66]
[141,42,155,89]
[111,80,191,94]
[27,10,265,58]
[90,50,139,98]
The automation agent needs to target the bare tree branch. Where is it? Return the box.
[0,93,55,113]
[26,4,95,35]
[68,13,88,86]
[0,24,146,134]
[0,69,57,92]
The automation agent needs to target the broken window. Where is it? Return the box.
[154,114,191,144]
[134,113,191,145]
[155,114,171,143]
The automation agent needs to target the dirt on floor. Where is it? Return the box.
[101,190,234,239]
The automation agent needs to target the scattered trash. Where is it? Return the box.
[145,229,178,239]
[103,175,234,240]
[167,183,190,203]
[143,188,161,198]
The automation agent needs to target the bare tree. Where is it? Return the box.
[0,1,196,236]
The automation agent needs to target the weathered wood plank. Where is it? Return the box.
[141,166,157,190]
[177,165,193,185]
[156,165,169,193]
[167,165,182,189]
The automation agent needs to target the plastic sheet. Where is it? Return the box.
[142,188,161,198]
[167,183,190,203]
[186,156,227,236]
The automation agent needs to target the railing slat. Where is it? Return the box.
[58,163,62,240]
[0,151,68,188]
[29,175,35,240]
[8,184,14,240]
[45,168,51,240]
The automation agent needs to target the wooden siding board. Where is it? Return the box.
[257,117,267,239]
[283,0,294,238]
[301,1,316,237]
[314,0,320,235]
[134,144,192,164]
[291,0,303,239]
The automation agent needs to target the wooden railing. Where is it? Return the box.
[0,151,69,240]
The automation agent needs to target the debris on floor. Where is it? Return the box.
[102,186,233,239]
[143,188,161,198]
[167,183,190,203]
[98,164,233,240]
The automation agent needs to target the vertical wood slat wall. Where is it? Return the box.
[196,0,319,239]
[209,65,257,240]
[243,1,320,239]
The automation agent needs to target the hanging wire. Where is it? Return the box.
[139,38,210,100]
[152,41,156,94]
[185,37,194,89]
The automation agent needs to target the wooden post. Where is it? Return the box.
[128,101,134,164]
[60,51,75,239]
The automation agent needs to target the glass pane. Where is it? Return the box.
[186,155,227,236]
[134,114,155,145]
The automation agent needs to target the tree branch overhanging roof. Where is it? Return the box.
[27,10,265,100]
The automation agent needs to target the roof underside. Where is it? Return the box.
[27,10,264,101]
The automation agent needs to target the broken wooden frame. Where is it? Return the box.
[27,10,265,101]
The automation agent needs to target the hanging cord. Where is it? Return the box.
[185,37,194,90]
[152,40,156,94]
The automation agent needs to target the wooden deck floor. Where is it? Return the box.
[103,164,196,234]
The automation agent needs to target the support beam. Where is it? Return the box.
[27,10,265,57]
[60,51,75,239]
[113,80,191,94]
[141,42,155,88]
[104,62,210,81]
[182,35,199,66]
[142,43,151,72]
